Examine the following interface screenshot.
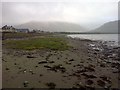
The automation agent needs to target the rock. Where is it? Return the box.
[69,59,74,61]
[48,61,55,63]
[18,69,27,74]
[92,46,102,52]
[72,73,81,77]
[76,64,83,67]
[112,68,119,73]
[89,44,95,47]
[81,73,97,79]
[74,82,85,89]
[97,80,105,87]
[111,62,120,69]
[2,59,7,62]
[46,54,52,60]
[93,52,97,55]
[38,60,47,64]
[76,68,87,73]
[86,79,94,85]
[38,81,41,83]
[100,63,106,67]
[76,65,95,74]
[14,63,17,65]
[6,68,9,70]
[27,55,36,58]
[80,61,84,63]
[65,61,71,65]
[18,67,21,69]
[23,81,29,87]
[44,65,51,68]
[46,82,56,89]
[100,75,111,83]
[73,48,77,50]
[48,64,66,73]
[87,57,92,61]
[29,69,35,75]
[84,66,95,72]
[85,85,95,89]
[35,65,38,68]
[39,74,43,77]
[23,70,27,73]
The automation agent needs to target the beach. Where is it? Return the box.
[2,33,120,89]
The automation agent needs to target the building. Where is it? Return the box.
[2,25,16,32]
[16,29,29,33]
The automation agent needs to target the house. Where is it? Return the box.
[2,25,16,32]
[16,29,29,33]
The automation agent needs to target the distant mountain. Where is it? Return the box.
[14,21,86,32]
[91,20,119,34]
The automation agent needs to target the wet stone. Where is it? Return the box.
[86,79,94,85]
[87,57,92,61]
[47,64,66,73]
[100,75,111,83]
[27,55,36,58]
[46,82,56,89]
[35,65,38,68]
[97,80,105,87]
[112,68,119,73]
[76,68,87,73]
[84,66,95,72]
[14,63,17,65]
[74,82,85,88]
[6,68,9,70]
[38,60,47,64]
[23,81,29,87]
[48,61,55,63]
[29,69,35,75]
[18,67,21,69]
[69,59,74,61]
[44,65,51,68]
[23,70,27,73]
[40,74,43,77]
[81,73,97,79]
[38,81,41,83]
[65,61,71,65]
[100,63,106,67]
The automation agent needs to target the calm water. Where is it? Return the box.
[67,34,119,46]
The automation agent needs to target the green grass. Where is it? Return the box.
[2,32,53,40]
[4,37,69,51]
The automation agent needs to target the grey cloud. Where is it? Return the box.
[2,1,118,29]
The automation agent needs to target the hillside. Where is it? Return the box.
[91,20,119,34]
[14,21,86,32]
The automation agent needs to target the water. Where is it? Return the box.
[67,34,119,46]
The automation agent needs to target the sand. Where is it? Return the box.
[2,37,120,89]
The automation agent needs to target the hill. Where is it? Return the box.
[91,20,119,34]
[14,21,86,32]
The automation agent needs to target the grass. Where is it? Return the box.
[2,32,53,40]
[3,37,69,51]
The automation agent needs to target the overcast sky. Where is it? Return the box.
[1,0,119,29]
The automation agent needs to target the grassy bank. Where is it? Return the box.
[2,32,53,40]
[3,37,69,50]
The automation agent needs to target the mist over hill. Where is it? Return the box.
[14,21,86,32]
[91,20,119,34]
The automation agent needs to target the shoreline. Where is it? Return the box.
[2,35,120,89]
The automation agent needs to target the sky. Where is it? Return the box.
[1,0,119,30]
